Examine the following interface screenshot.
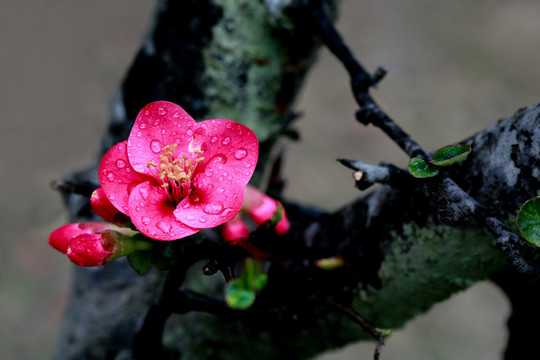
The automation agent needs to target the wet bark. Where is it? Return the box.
[55,1,540,359]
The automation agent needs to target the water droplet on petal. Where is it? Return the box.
[173,112,180,118]
[187,215,195,221]
[150,139,162,153]
[133,164,146,172]
[222,137,231,145]
[234,148,248,160]
[116,159,126,168]
[161,129,166,135]
[226,123,232,128]
[187,129,193,136]
[157,221,171,233]
[220,208,235,218]
[205,167,214,176]
[203,202,224,215]
[142,216,151,225]
[246,163,252,168]
[182,203,191,209]
[139,186,149,200]
[209,154,227,165]
[158,107,166,115]
[106,173,115,182]
[139,123,147,129]
[136,131,142,137]
[199,218,207,223]
[153,119,160,126]
[218,188,225,193]
[144,110,150,116]
[211,136,218,143]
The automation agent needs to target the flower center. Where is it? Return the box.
[146,141,204,204]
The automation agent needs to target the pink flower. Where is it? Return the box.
[96,101,258,240]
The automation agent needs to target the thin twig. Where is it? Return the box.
[305,0,540,281]
[315,298,384,360]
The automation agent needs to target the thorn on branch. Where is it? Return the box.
[371,66,388,88]
[337,159,412,190]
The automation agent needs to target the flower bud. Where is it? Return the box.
[244,186,277,226]
[222,215,250,245]
[49,222,116,253]
[274,203,291,236]
[244,186,290,236]
[66,232,118,266]
[90,188,130,225]
[49,222,151,267]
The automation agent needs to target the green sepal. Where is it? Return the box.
[517,196,540,247]
[408,158,439,178]
[429,144,471,166]
[127,250,153,276]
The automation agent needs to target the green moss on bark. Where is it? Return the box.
[353,220,508,330]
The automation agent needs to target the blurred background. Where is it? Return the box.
[1,1,539,359]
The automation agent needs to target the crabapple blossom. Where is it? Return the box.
[96,101,258,240]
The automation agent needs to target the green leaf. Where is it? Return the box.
[408,158,439,178]
[517,196,540,247]
[225,258,268,309]
[429,144,471,166]
[225,279,256,309]
[127,250,153,275]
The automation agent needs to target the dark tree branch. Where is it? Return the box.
[304,0,540,282]
[54,1,540,359]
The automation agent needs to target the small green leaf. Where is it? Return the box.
[225,258,268,309]
[127,250,153,275]
[408,158,439,178]
[252,273,268,291]
[517,196,540,247]
[225,279,256,309]
[429,144,471,166]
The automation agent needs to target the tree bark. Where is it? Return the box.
[55,1,540,359]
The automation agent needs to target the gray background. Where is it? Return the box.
[1,1,539,359]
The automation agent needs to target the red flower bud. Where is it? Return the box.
[90,188,130,225]
[49,222,115,253]
[66,232,118,267]
[244,186,290,236]
[49,222,151,267]
[222,215,250,245]
[274,203,291,236]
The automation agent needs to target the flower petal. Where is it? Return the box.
[197,119,259,188]
[173,119,258,228]
[175,183,244,228]
[128,181,200,241]
[127,101,197,176]
[99,141,149,215]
